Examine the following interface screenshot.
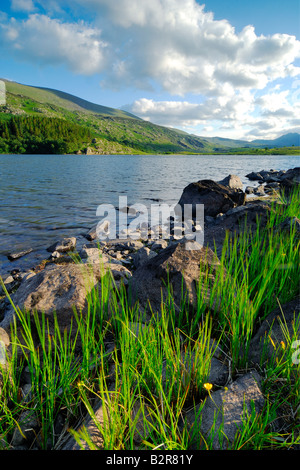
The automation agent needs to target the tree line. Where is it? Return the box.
[0,114,94,154]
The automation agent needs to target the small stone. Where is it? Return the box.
[218,174,243,190]
[245,186,255,194]
[151,240,168,251]
[47,237,76,254]
[7,248,33,261]
[254,184,265,195]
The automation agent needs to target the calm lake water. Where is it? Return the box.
[0,153,299,274]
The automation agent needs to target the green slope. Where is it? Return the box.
[3,80,138,119]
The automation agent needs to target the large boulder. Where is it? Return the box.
[0,261,131,341]
[204,201,272,257]
[177,180,245,218]
[279,167,300,197]
[129,239,224,318]
[279,167,300,184]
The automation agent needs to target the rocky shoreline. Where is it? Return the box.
[0,166,299,450]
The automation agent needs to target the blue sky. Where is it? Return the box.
[1,0,299,140]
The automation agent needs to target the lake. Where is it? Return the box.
[0,153,299,275]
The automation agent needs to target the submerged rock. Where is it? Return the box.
[7,248,33,261]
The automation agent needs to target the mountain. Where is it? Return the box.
[251,133,300,148]
[0,79,215,154]
[0,79,299,155]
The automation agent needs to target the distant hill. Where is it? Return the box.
[0,79,299,155]
[251,133,300,148]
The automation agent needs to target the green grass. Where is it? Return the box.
[0,188,299,450]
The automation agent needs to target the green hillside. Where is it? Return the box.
[3,80,138,119]
[0,80,299,155]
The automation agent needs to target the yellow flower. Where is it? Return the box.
[203,383,213,391]
[280,341,286,349]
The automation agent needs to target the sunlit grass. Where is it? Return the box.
[0,187,299,450]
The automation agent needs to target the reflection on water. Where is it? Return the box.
[0,153,299,258]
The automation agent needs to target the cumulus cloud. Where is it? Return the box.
[126,90,255,128]
[66,0,300,96]
[125,84,300,140]
[0,14,107,75]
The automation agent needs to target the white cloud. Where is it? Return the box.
[3,0,300,96]
[66,0,300,96]
[125,84,300,140]
[0,14,107,75]
[11,0,35,12]
[127,90,255,127]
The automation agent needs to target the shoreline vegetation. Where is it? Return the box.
[0,113,299,156]
[0,168,299,451]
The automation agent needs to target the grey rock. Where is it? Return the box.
[177,179,246,218]
[0,327,10,397]
[11,410,40,449]
[62,392,116,450]
[265,182,280,189]
[248,296,300,365]
[0,263,102,338]
[7,248,33,261]
[279,167,300,183]
[47,237,76,254]
[218,174,243,190]
[0,275,16,295]
[151,239,169,251]
[245,186,255,194]
[204,201,272,257]
[132,246,157,268]
[129,240,224,318]
[107,239,144,253]
[0,262,131,341]
[254,184,265,195]
[186,371,264,450]
[245,171,263,181]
